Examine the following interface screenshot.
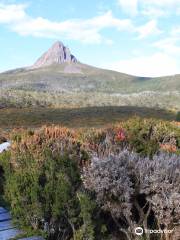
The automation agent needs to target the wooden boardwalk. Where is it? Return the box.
[0,207,44,240]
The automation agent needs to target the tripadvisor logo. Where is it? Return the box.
[135,227,143,236]
[135,227,174,236]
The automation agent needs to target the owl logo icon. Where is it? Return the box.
[135,227,144,236]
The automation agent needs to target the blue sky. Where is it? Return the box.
[0,0,180,76]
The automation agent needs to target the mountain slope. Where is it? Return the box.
[0,63,140,92]
[0,41,180,110]
[1,62,180,92]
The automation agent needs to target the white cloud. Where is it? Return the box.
[0,3,26,23]
[141,7,166,18]
[11,11,135,44]
[0,3,162,43]
[136,20,162,39]
[0,4,137,44]
[171,26,180,37]
[117,0,138,16]
[117,0,180,17]
[153,37,180,55]
[106,53,179,77]
[11,14,161,42]
[153,26,180,56]
[0,2,161,43]
[142,0,180,7]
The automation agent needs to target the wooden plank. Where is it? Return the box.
[0,220,13,231]
[0,212,11,222]
[0,228,21,240]
[0,208,7,215]
[0,207,44,240]
[20,237,44,240]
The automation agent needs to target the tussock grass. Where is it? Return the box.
[0,106,175,129]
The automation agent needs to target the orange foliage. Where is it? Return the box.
[171,121,180,128]
[115,128,126,142]
[10,125,92,169]
[160,143,177,153]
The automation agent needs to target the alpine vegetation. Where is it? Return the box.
[83,150,180,240]
[0,120,179,240]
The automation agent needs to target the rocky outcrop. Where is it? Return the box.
[31,41,77,69]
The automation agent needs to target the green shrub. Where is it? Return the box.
[119,117,180,156]
[2,127,101,239]
[4,148,81,238]
[0,152,11,207]
[80,118,180,157]
[176,111,180,121]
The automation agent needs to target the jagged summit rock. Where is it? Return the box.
[31,41,78,69]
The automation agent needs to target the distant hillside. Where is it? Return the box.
[0,63,180,110]
[1,62,180,92]
[0,41,180,111]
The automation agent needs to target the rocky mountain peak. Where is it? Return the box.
[31,41,77,69]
